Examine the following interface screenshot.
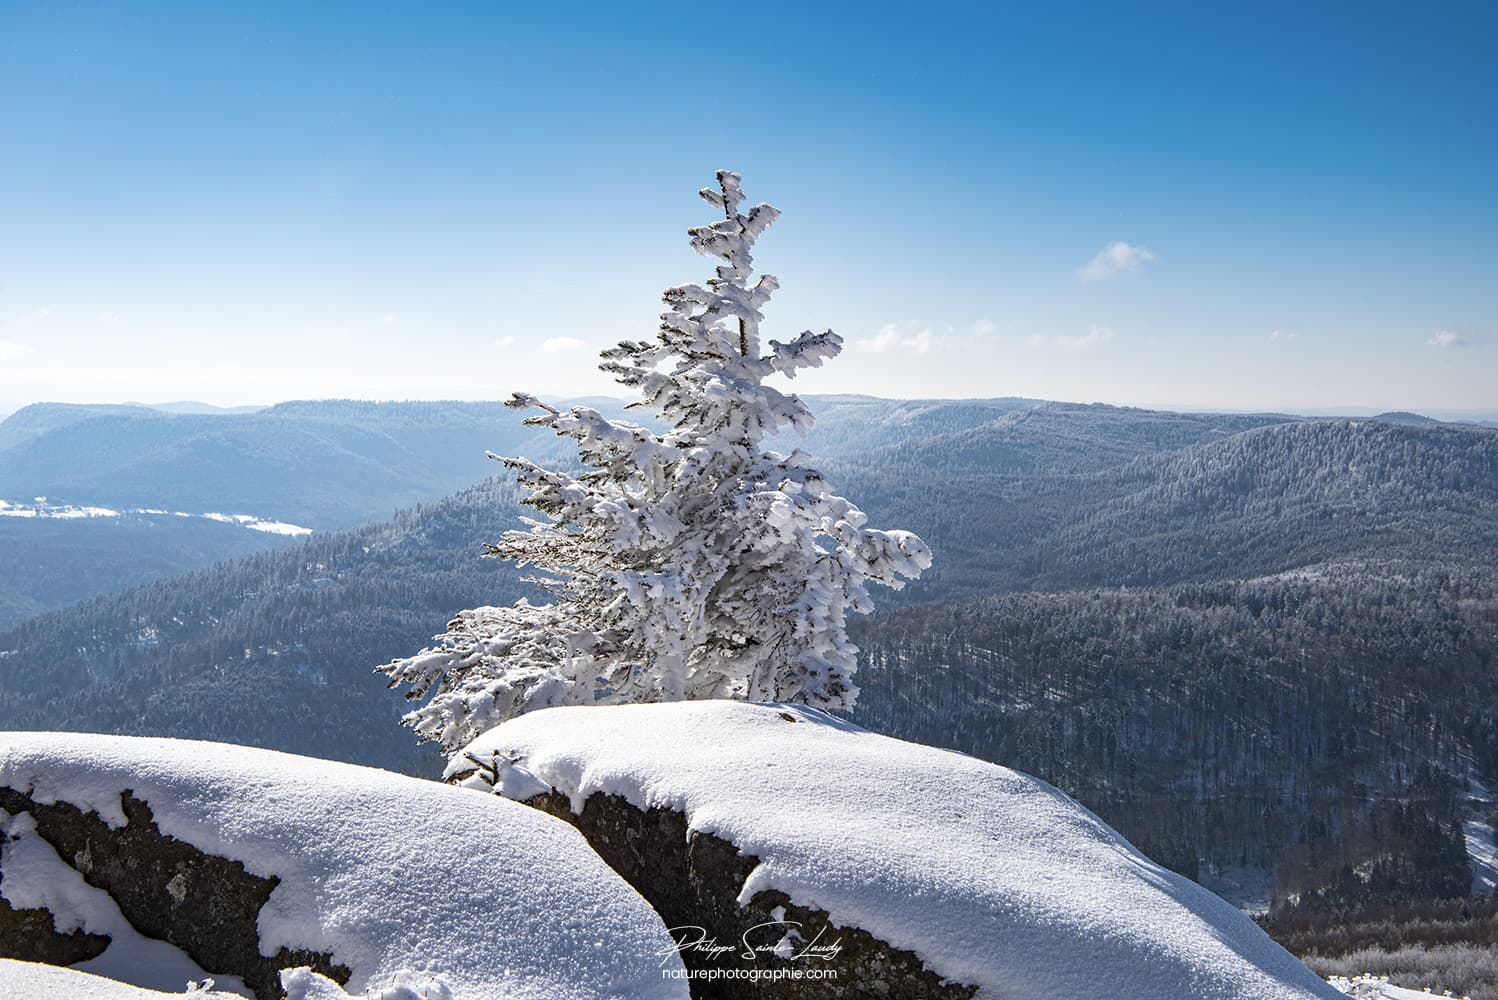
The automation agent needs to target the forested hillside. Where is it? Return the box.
[2,403,1494,908]
[0,514,300,629]
[0,399,547,527]
[0,399,604,627]
[0,395,1294,627]
[0,478,535,774]
[830,416,1498,603]
[853,566,1497,906]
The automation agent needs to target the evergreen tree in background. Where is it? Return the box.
[381,171,931,751]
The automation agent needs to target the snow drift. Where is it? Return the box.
[0,958,241,999]
[455,700,1344,1000]
[0,732,688,1000]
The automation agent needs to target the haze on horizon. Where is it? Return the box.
[1,2,1493,418]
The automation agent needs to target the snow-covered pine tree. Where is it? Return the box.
[380,170,931,752]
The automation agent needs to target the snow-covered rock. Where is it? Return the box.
[0,732,688,1000]
[0,958,240,999]
[454,700,1344,1000]
[1328,975,1469,999]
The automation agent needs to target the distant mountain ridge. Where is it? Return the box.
[0,399,529,526]
[122,400,267,415]
[2,401,1495,906]
[0,398,618,628]
[0,395,1306,629]
[0,401,163,455]
[823,414,1498,602]
[2,400,1491,628]
[3,406,1492,735]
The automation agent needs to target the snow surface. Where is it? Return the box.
[0,732,688,1000]
[456,700,1344,1000]
[1328,975,1469,999]
[1197,861,1273,914]
[0,498,311,535]
[0,959,240,999]
[1462,774,1497,894]
[280,967,456,1000]
[201,511,313,536]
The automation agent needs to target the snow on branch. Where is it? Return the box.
[380,172,931,751]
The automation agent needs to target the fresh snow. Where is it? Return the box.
[0,498,312,536]
[201,512,314,536]
[1197,861,1273,913]
[1462,774,1497,894]
[456,700,1344,1000]
[244,521,312,536]
[279,967,455,1000]
[0,959,240,999]
[1328,975,1470,999]
[0,732,688,1000]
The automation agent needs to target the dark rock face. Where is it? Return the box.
[0,786,349,1000]
[1,824,110,964]
[525,790,976,1000]
[0,873,110,965]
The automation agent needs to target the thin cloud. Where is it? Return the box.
[1078,242,1155,282]
[1268,329,1298,343]
[0,340,31,362]
[1030,325,1117,351]
[1427,330,1467,349]
[495,335,516,348]
[541,336,586,353]
[374,312,398,325]
[856,322,933,355]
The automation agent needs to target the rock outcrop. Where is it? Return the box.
[455,700,1345,1000]
[0,785,347,999]
[525,788,976,999]
[0,732,689,1000]
[0,889,109,967]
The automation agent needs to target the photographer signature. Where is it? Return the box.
[660,920,844,966]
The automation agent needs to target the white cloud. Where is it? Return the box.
[495,335,516,348]
[856,322,933,354]
[374,312,398,325]
[0,341,31,362]
[969,318,998,338]
[1427,330,1467,349]
[19,305,56,323]
[1268,329,1298,343]
[541,336,586,353]
[1029,325,1118,352]
[1078,242,1155,281]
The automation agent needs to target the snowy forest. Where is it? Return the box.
[2,170,1494,1000]
[4,403,1494,917]
[5,0,1496,995]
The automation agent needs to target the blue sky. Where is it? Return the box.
[1,1,1494,415]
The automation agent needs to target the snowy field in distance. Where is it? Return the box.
[0,498,311,536]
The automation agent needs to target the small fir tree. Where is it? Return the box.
[381,171,931,751]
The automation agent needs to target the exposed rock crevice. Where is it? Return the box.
[524,789,976,1000]
[1,818,109,963]
[0,786,349,1000]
